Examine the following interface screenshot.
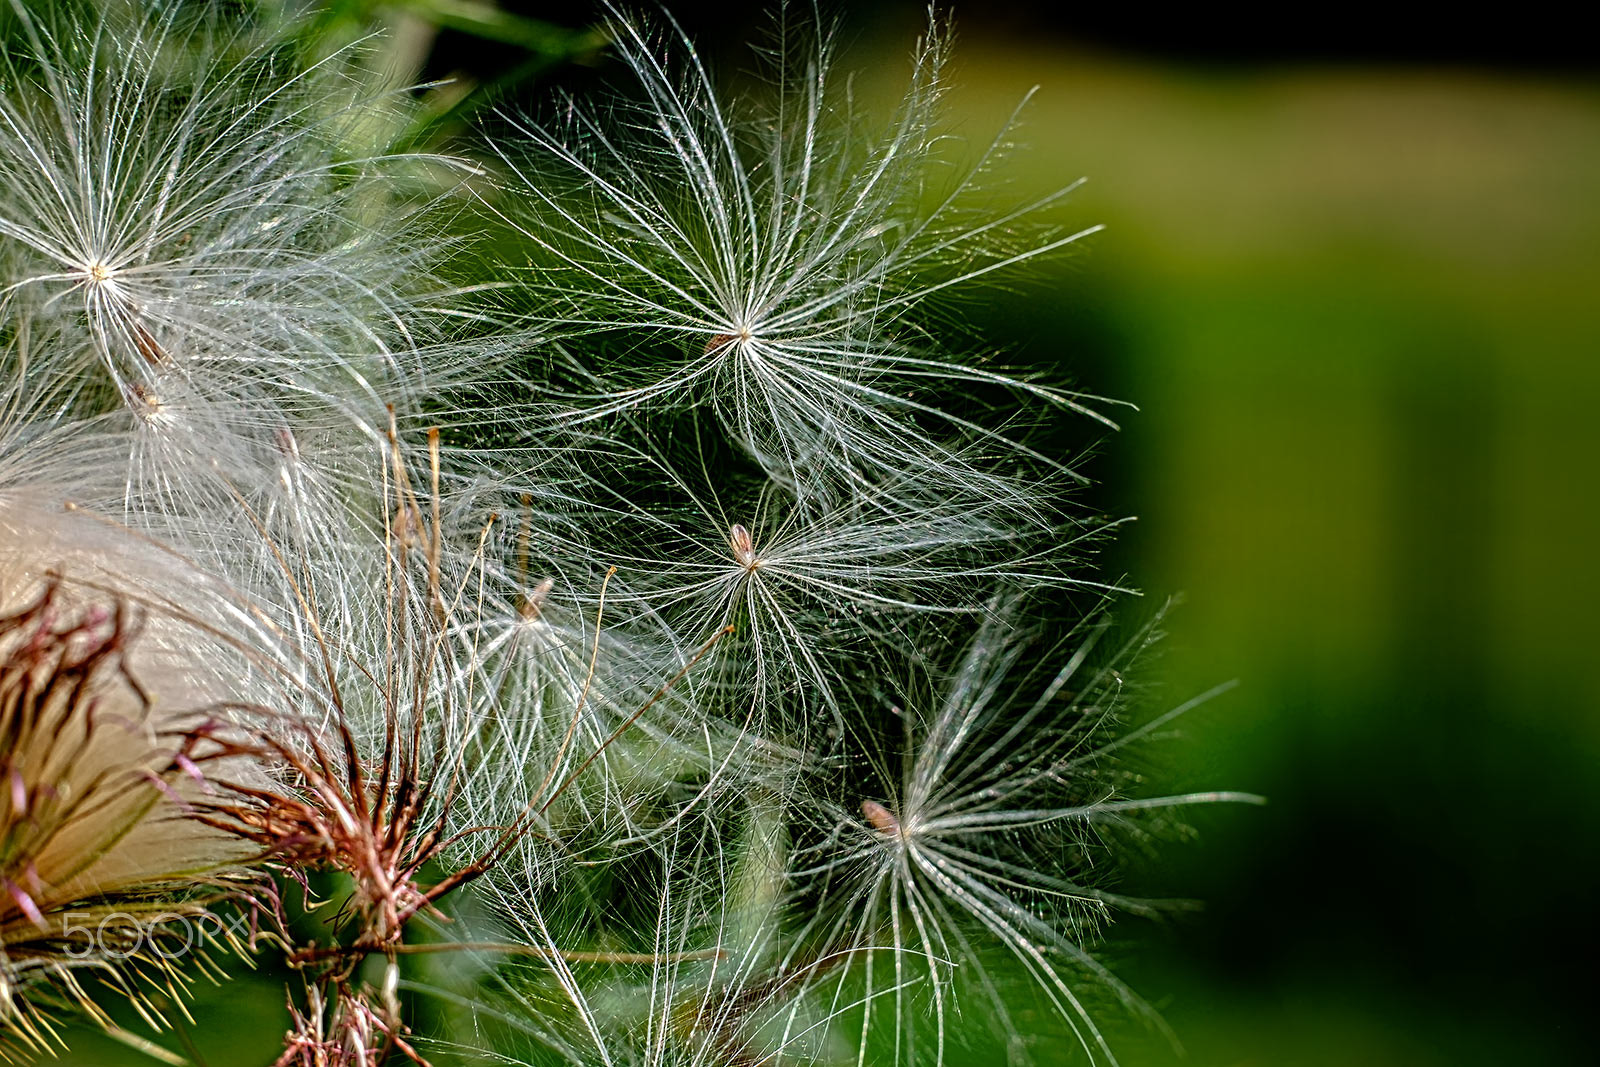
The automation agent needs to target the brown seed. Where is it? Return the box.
[519,577,554,621]
[703,326,753,354]
[862,799,901,836]
[132,320,168,365]
[728,523,757,570]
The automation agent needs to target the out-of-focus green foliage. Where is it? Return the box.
[912,34,1599,1067]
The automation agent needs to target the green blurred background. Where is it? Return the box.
[908,9,1600,1067]
[47,2,1599,1064]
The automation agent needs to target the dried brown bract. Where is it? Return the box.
[175,422,732,1066]
[0,578,253,1059]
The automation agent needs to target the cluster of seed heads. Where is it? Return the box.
[0,2,1257,1065]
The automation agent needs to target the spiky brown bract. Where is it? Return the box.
[171,422,734,1067]
[158,425,511,1067]
[273,981,425,1067]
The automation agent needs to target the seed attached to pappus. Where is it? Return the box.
[127,381,165,421]
[862,799,901,836]
[703,326,753,354]
[519,577,554,621]
[728,523,758,571]
[392,501,425,548]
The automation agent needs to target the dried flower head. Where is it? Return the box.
[168,423,731,1066]
[0,575,252,1058]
